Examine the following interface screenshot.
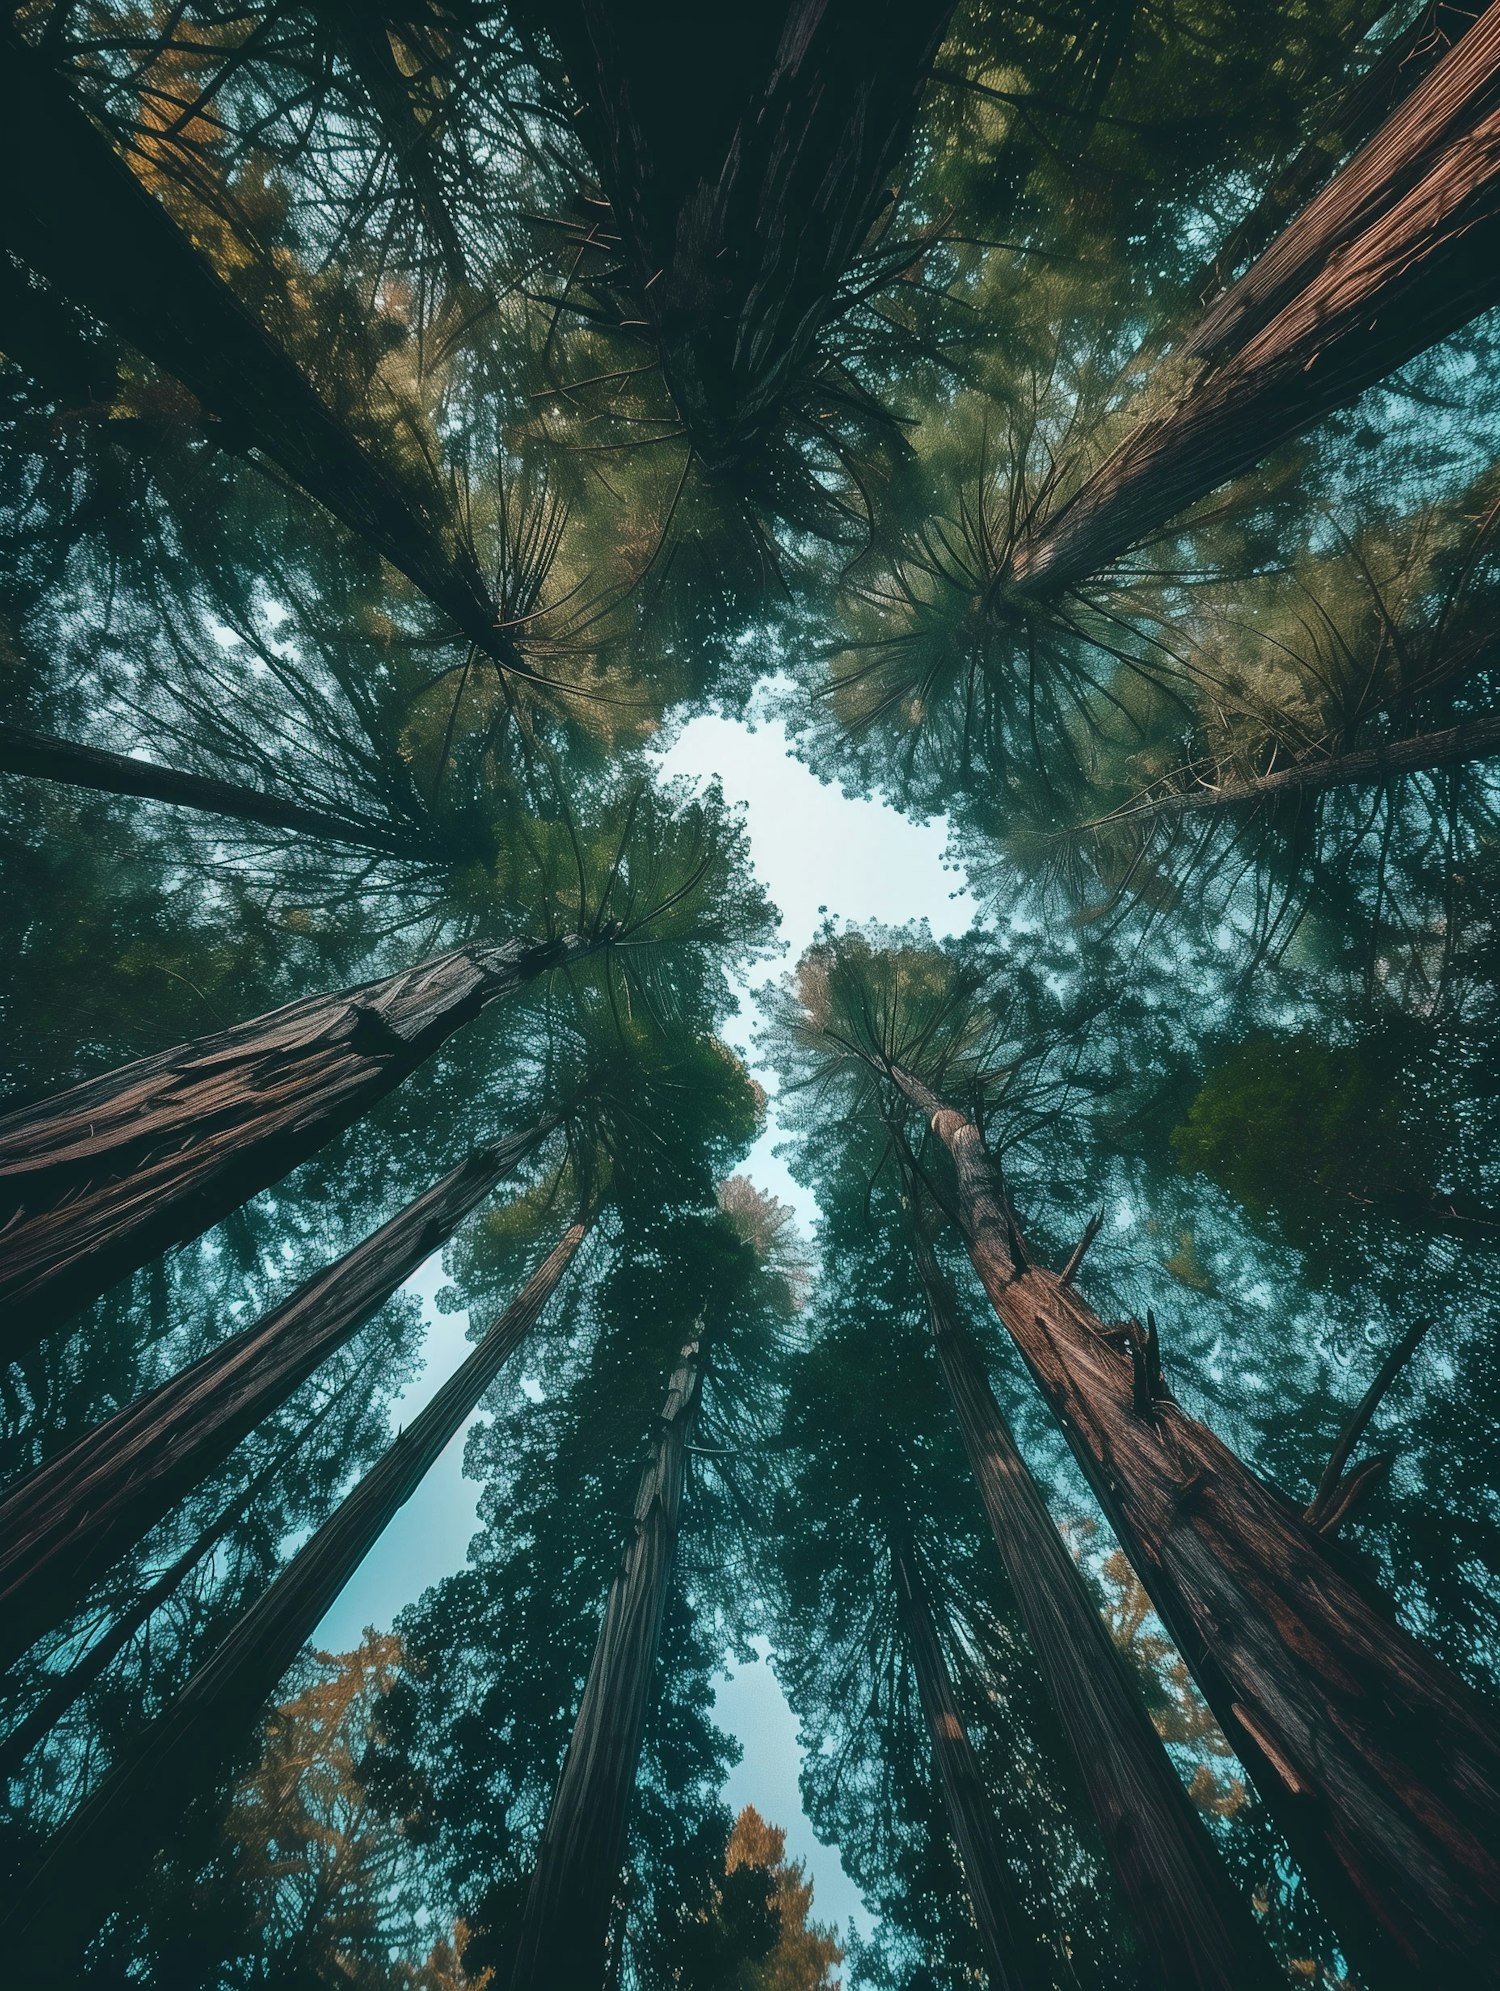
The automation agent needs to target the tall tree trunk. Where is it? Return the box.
[1189,1,1486,308]
[0,1357,361,1780]
[1010,2,1500,598]
[0,932,596,1346]
[888,1521,1033,1991]
[2,1221,588,1984]
[888,1062,1500,1988]
[514,0,954,475]
[507,1333,702,1990]
[899,1181,1275,1991]
[0,1128,549,1673]
[0,22,515,669]
[0,719,431,858]
[1095,708,1500,828]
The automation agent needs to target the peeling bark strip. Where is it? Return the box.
[4,1224,588,1980]
[0,1127,550,1674]
[1095,709,1500,830]
[508,1336,702,1990]
[0,25,513,669]
[889,1525,1032,1991]
[0,720,428,858]
[0,933,594,1348]
[890,1064,1500,1988]
[1011,1,1500,598]
[903,1206,1275,1991]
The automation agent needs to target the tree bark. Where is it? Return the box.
[514,0,954,476]
[507,1333,701,1991]
[0,719,430,858]
[0,1127,549,1674]
[2,1221,588,1983]
[887,1062,1500,1988]
[0,932,595,1347]
[1096,708,1500,829]
[888,1522,1033,1991]
[900,1189,1275,1991]
[1188,2,1487,309]
[1010,1,1500,598]
[0,22,515,668]
[0,1360,358,1780]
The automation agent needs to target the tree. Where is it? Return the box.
[4,1220,588,1981]
[0,1129,549,1672]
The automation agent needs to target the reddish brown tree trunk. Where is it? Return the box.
[3,1222,588,1983]
[507,1334,701,1991]
[0,933,594,1347]
[889,1523,1032,1991]
[1011,2,1500,598]
[0,1128,549,1673]
[889,1063,1500,1987]
[0,719,430,858]
[0,23,513,667]
[901,1192,1275,1991]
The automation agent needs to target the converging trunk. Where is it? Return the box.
[507,1333,702,1991]
[3,1221,588,1984]
[900,1188,1276,1991]
[889,1063,1500,1988]
[0,23,513,667]
[0,1129,549,1673]
[888,1521,1034,1991]
[0,719,431,858]
[1097,708,1500,830]
[1011,2,1500,598]
[0,932,596,1346]
[515,0,954,477]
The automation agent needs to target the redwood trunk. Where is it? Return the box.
[1011,2,1500,598]
[0,932,592,1346]
[903,1201,1274,1991]
[889,1524,1031,1991]
[3,1222,587,1980]
[507,1334,701,1990]
[890,1063,1500,1987]
[0,719,429,858]
[0,1128,548,1673]
[1101,708,1500,827]
[0,23,512,667]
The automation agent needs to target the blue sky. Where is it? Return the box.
[318,704,979,1951]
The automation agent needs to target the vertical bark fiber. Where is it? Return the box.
[0,719,429,858]
[889,1524,1032,1991]
[903,1201,1276,1991]
[0,1128,549,1673]
[0,933,592,1347]
[890,1064,1500,1987]
[507,1335,702,1991]
[1011,2,1500,598]
[0,23,513,666]
[3,1223,587,1983]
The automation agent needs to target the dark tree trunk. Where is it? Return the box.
[515,1,954,476]
[3,1221,588,1983]
[900,1189,1275,1991]
[888,1522,1032,1991]
[1099,708,1500,827]
[0,719,430,858]
[0,932,595,1346]
[889,1063,1500,1988]
[507,1334,701,1991]
[1189,1,1486,308]
[0,1361,358,1779]
[1011,2,1500,598]
[0,1128,549,1673]
[0,23,514,668]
